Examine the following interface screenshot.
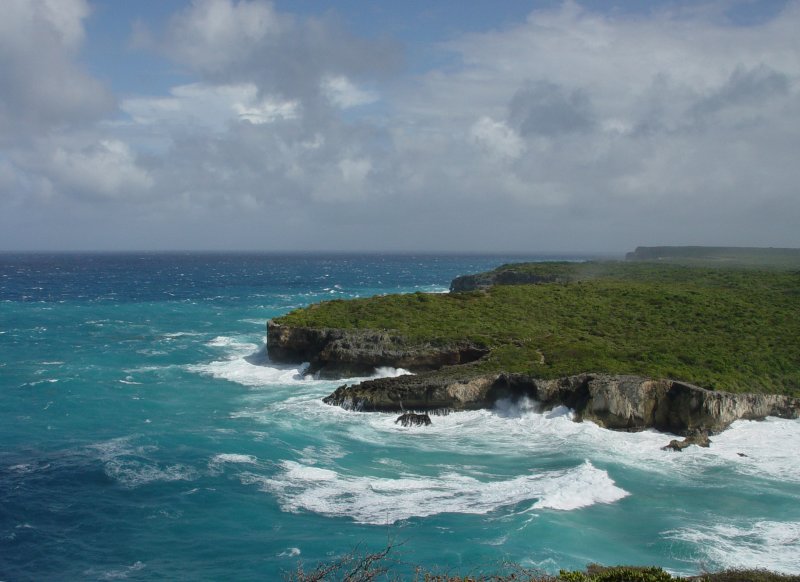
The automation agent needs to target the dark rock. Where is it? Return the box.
[395,412,432,427]
[323,371,800,436]
[662,431,711,451]
[267,320,488,378]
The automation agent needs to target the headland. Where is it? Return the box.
[268,249,800,442]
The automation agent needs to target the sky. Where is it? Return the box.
[1,0,798,253]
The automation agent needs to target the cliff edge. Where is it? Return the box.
[322,371,800,435]
[267,320,488,379]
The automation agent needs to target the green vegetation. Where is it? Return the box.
[625,246,800,269]
[274,261,800,397]
[286,546,800,581]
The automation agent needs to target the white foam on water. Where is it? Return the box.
[23,378,59,387]
[287,397,800,492]
[191,333,412,389]
[693,417,800,484]
[665,520,800,574]
[206,335,259,351]
[103,459,198,489]
[255,459,628,525]
[84,561,146,580]
[211,453,258,465]
[88,437,197,489]
[278,548,302,558]
[297,444,347,466]
[189,356,312,387]
[208,453,260,476]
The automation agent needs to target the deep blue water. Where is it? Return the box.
[1,253,798,581]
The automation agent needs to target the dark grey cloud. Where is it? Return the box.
[691,64,791,119]
[158,0,402,105]
[508,81,595,137]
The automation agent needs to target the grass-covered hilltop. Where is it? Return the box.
[272,255,800,397]
[268,247,800,436]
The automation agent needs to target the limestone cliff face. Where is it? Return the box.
[266,320,488,379]
[323,372,800,435]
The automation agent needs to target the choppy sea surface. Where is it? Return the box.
[1,253,798,581]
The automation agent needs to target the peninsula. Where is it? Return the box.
[268,251,800,440]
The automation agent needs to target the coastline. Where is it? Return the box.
[267,258,800,442]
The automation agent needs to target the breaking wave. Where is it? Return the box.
[249,459,628,525]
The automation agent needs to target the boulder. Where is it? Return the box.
[662,431,711,451]
[395,412,432,427]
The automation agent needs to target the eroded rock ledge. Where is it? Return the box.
[323,372,800,436]
[267,320,488,379]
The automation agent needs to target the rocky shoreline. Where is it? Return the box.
[267,320,800,442]
[267,320,488,378]
[321,370,799,436]
[266,264,800,445]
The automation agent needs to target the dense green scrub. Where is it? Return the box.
[274,262,800,396]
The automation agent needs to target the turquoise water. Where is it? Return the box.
[1,253,798,581]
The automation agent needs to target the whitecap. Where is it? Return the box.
[278,547,302,558]
[162,331,202,338]
[253,459,627,525]
[87,437,196,488]
[210,453,258,467]
[104,459,197,489]
[206,335,256,350]
[84,560,146,580]
[188,357,312,387]
[21,378,59,387]
[665,520,800,574]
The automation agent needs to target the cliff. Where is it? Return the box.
[267,320,488,379]
[323,372,800,435]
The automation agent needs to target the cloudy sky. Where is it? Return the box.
[1,0,798,252]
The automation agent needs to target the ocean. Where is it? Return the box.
[1,253,798,581]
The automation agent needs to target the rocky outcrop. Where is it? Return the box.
[395,412,432,427]
[450,269,570,292]
[324,371,800,436]
[662,431,711,451]
[323,372,498,412]
[266,320,488,378]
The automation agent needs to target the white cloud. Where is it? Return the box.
[48,140,153,199]
[165,0,287,74]
[321,75,379,108]
[338,157,371,183]
[0,0,114,136]
[470,117,525,160]
[121,83,298,131]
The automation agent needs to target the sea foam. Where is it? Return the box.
[254,459,628,524]
[666,520,800,574]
